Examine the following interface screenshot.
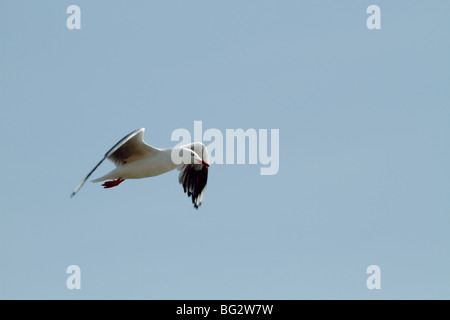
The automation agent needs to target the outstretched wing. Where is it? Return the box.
[178,142,209,209]
[71,128,158,197]
[105,128,159,166]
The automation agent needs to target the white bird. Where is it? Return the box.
[71,128,210,209]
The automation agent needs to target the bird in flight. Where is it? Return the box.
[71,128,210,209]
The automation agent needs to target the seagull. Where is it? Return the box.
[71,128,210,209]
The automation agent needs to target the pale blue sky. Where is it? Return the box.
[1,1,449,299]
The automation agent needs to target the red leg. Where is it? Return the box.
[102,178,125,189]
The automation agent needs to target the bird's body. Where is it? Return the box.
[91,148,178,181]
[71,128,210,208]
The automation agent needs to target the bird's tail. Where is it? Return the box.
[91,174,109,183]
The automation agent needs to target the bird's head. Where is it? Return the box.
[185,148,209,167]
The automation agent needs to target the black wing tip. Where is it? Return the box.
[193,198,202,209]
[180,164,208,209]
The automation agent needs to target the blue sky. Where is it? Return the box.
[0,0,449,299]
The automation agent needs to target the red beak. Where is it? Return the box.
[202,160,210,167]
